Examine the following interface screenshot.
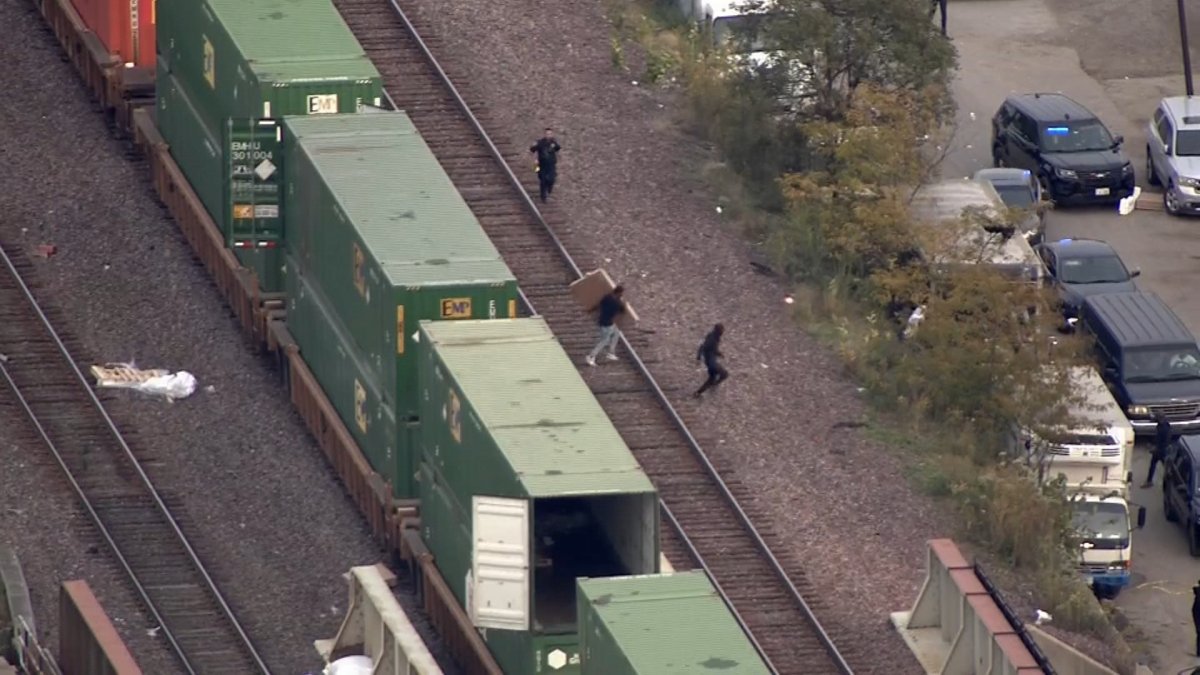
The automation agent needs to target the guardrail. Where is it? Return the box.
[890,539,1049,674]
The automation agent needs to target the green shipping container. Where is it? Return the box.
[156,59,223,229]
[282,111,520,422]
[286,259,412,495]
[156,0,382,126]
[224,118,284,292]
[576,572,773,675]
[416,318,660,675]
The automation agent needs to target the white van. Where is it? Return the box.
[910,178,1047,286]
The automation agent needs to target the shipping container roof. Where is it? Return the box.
[577,572,771,674]
[421,318,655,497]
[208,0,381,81]
[284,112,516,287]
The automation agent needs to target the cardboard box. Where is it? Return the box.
[569,269,639,332]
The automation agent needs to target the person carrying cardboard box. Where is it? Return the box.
[585,285,627,367]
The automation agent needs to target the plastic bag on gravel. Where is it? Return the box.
[91,363,197,401]
[325,656,373,675]
[135,372,197,400]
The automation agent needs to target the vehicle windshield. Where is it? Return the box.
[1124,346,1200,381]
[1175,129,1200,157]
[1072,501,1128,541]
[994,184,1035,208]
[1057,255,1129,284]
[1040,122,1115,153]
[713,15,769,52]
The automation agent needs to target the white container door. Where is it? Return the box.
[470,496,530,631]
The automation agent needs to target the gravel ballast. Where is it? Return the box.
[0,3,457,673]
[394,0,954,671]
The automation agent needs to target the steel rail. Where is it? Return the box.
[0,241,270,675]
[379,2,853,672]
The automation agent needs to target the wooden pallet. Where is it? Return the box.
[90,364,168,387]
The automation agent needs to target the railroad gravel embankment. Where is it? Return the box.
[0,3,458,673]
[400,0,951,670]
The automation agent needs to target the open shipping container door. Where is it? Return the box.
[470,496,530,631]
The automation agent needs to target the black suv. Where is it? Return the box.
[1163,434,1200,555]
[992,93,1135,205]
[1079,291,1200,435]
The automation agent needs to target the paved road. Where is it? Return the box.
[946,0,1200,671]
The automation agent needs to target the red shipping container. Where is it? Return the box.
[69,0,155,69]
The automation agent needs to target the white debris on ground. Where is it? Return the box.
[325,655,373,675]
[1118,186,1141,215]
[90,363,198,401]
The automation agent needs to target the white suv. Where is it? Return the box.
[1146,96,1200,216]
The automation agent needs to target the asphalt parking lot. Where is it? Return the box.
[946,0,1200,670]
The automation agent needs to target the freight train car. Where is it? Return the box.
[576,571,772,675]
[282,111,520,499]
[416,318,661,675]
[156,0,383,290]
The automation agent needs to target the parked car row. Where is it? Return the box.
[985,92,1200,557]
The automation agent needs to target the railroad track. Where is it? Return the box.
[0,241,270,675]
[332,1,856,672]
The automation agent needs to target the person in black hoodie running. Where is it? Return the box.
[694,324,728,398]
[530,128,562,203]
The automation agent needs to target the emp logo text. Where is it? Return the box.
[441,298,472,319]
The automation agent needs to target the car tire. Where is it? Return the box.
[1190,523,1200,557]
[1165,183,1181,215]
[1165,488,1179,522]
[1146,148,1161,187]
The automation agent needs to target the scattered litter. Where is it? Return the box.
[90,363,197,401]
[715,205,724,214]
[784,295,795,305]
[103,263,111,271]
[35,244,57,258]
[965,144,973,150]
[1118,186,1141,215]
[631,80,639,86]
[0,353,7,363]
[204,385,216,393]
[20,227,28,234]
[760,363,769,369]
[969,111,976,121]
[604,257,612,263]
[902,305,926,340]
[1034,609,1052,625]
[146,626,161,638]
[326,656,373,675]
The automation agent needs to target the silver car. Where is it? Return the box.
[1146,96,1200,216]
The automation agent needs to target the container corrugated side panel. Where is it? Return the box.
[421,318,655,502]
[242,58,382,118]
[286,259,401,491]
[416,462,472,608]
[155,60,224,230]
[283,112,519,421]
[577,573,772,675]
[417,320,523,507]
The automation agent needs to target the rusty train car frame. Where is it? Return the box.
[27,0,503,671]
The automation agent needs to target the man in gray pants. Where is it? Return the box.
[585,285,626,367]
